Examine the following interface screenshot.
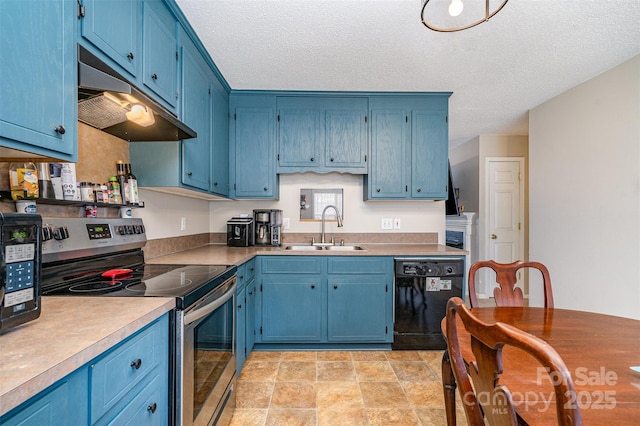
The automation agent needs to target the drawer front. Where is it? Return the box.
[327,257,390,274]
[97,371,168,426]
[261,256,323,274]
[90,315,168,423]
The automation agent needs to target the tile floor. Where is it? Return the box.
[229,350,468,426]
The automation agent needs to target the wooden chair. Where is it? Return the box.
[444,297,582,426]
[468,260,554,308]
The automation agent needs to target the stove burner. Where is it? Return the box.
[69,281,124,293]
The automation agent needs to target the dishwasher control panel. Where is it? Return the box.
[394,258,463,277]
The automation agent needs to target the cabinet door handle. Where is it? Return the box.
[213,181,218,187]
[310,284,315,289]
[263,187,268,192]
[187,172,193,177]
[54,125,66,135]
[248,291,253,295]
[491,234,498,240]
[416,188,421,193]
[147,403,157,414]
[127,52,134,60]
[130,358,142,369]
[151,73,158,80]
[238,304,242,310]
[330,157,334,162]
[376,188,381,193]
[310,157,314,162]
[333,285,338,289]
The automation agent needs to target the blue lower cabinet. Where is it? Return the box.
[327,276,390,342]
[236,285,247,372]
[257,256,393,346]
[0,313,169,426]
[261,275,323,342]
[236,258,257,374]
[0,367,88,426]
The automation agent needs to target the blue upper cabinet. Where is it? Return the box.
[276,96,368,174]
[229,94,278,199]
[211,87,230,196]
[80,0,180,114]
[365,94,450,200]
[142,0,178,109]
[79,0,141,78]
[0,0,77,161]
[180,31,212,191]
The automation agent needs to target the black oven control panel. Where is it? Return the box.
[87,224,113,240]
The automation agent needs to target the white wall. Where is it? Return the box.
[134,173,446,242]
[208,173,446,242]
[529,55,640,319]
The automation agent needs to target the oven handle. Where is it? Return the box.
[184,279,236,326]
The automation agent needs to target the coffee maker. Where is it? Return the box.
[253,209,282,246]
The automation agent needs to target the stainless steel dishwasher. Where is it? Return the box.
[393,257,464,350]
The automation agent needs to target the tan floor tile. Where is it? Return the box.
[318,408,368,426]
[414,408,447,426]
[350,351,388,361]
[271,382,316,408]
[317,351,353,361]
[317,361,357,381]
[359,382,410,408]
[277,361,317,381]
[365,408,421,425]
[390,361,436,381]
[248,351,282,361]
[317,381,364,410]
[282,351,317,361]
[354,361,397,382]
[265,408,316,426]
[240,361,280,381]
[426,358,443,381]
[229,408,268,426]
[417,350,445,362]
[236,381,274,408]
[385,350,422,361]
[401,381,445,408]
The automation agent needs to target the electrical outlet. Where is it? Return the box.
[180,217,186,231]
[394,218,401,229]
[381,218,393,230]
[283,217,290,230]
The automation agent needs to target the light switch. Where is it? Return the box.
[394,219,401,229]
[381,218,393,229]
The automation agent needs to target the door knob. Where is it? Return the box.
[491,234,497,239]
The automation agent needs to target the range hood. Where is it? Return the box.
[78,47,196,142]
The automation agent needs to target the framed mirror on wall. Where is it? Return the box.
[300,189,343,221]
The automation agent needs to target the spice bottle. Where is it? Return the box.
[108,177,123,204]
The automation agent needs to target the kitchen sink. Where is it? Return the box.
[324,245,367,251]
[284,245,367,251]
[284,245,324,251]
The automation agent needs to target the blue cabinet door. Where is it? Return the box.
[327,276,389,342]
[261,275,323,342]
[236,286,247,373]
[246,279,256,354]
[0,367,88,426]
[180,35,211,191]
[142,0,178,109]
[277,98,321,169]
[366,109,409,199]
[411,109,449,199]
[211,87,230,196]
[230,95,278,199]
[80,0,140,78]
[0,0,77,161]
[325,108,368,170]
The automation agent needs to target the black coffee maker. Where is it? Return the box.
[253,209,282,246]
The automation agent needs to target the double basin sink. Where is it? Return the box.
[285,244,367,251]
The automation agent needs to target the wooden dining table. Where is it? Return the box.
[441,307,640,425]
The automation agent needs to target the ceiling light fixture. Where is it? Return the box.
[421,0,509,32]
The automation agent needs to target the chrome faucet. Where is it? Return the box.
[320,205,343,244]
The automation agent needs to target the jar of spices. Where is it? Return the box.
[108,177,122,204]
[80,182,95,202]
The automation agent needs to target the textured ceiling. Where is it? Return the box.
[175,0,640,148]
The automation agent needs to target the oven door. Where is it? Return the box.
[177,276,236,426]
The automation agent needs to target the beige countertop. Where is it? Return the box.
[0,297,175,417]
[147,243,467,266]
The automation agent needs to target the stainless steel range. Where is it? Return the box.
[40,217,237,426]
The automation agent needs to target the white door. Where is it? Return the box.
[485,158,525,296]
